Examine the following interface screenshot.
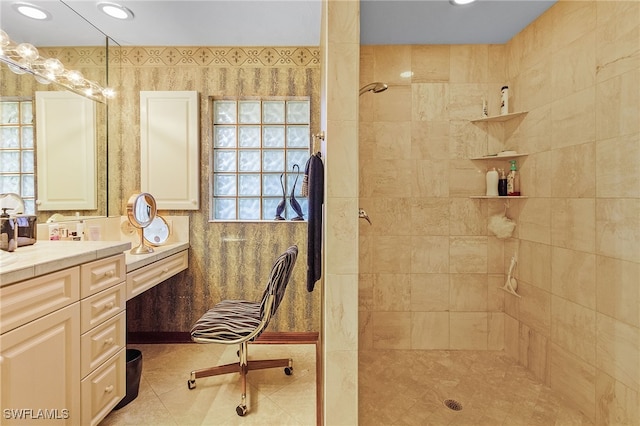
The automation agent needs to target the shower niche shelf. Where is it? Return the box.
[470,153,529,161]
[470,154,529,199]
[470,111,527,123]
[469,195,528,199]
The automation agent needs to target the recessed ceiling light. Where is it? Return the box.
[12,2,52,20]
[97,2,134,20]
[450,0,477,5]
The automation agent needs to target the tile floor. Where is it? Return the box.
[359,349,594,425]
[101,345,594,426]
[100,343,317,426]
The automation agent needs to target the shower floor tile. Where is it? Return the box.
[359,349,594,426]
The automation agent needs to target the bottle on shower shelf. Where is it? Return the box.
[500,86,509,115]
[486,167,499,196]
[507,160,520,196]
[498,168,507,196]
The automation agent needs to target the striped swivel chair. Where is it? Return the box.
[187,245,298,417]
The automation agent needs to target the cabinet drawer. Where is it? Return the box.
[80,254,125,298]
[81,349,125,426]
[81,311,126,378]
[80,283,125,334]
[0,267,80,334]
[127,250,188,300]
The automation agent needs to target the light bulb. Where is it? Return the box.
[102,87,116,98]
[0,29,10,47]
[66,70,84,84]
[16,43,38,61]
[44,58,64,75]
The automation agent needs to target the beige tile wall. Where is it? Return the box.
[322,0,361,424]
[359,39,509,354]
[359,1,639,423]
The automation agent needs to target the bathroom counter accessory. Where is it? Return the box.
[470,111,527,123]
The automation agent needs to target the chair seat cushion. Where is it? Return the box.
[190,300,262,343]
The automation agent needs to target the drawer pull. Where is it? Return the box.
[104,270,115,278]
[104,301,115,310]
[105,385,114,393]
[162,268,169,274]
[104,337,115,345]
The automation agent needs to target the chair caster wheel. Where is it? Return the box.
[236,404,247,416]
[187,379,196,389]
[284,366,293,375]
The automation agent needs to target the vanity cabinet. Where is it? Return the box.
[126,250,188,300]
[0,302,80,425]
[0,253,126,426]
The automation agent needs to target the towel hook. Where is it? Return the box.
[312,131,325,154]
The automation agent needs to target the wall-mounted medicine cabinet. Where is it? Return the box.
[140,91,200,210]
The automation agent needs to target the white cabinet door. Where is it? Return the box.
[0,302,81,425]
[140,91,200,210]
[35,91,97,211]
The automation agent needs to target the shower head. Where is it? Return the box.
[359,82,388,96]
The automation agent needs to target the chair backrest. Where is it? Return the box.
[259,245,298,325]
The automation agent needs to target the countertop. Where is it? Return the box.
[0,241,190,287]
[0,241,131,287]
[124,242,190,272]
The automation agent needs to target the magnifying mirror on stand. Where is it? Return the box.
[127,193,157,254]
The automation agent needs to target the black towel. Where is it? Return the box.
[305,153,324,292]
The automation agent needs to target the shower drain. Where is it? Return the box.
[443,399,463,411]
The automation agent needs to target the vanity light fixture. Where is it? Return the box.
[12,2,52,20]
[0,28,115,103]
[449,0,477,5]
[97,2,134,20]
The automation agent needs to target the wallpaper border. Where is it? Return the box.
[40,46,320,68]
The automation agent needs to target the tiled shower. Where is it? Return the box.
[358,1,639,423]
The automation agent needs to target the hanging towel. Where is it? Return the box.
[305,153,324,292]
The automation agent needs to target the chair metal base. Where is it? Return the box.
[187,341,293,416]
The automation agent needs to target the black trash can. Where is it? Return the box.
[114,349,142,410]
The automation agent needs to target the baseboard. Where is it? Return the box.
[252,331,319,344]
[127,331,319,345]
[127,331,191,344]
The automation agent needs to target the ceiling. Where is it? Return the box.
[1,0,556,47]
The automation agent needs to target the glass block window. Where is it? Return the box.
[0,100,35,215]
[211,98,310,221]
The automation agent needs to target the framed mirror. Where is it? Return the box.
[0,2,114,222]
[127,193,157,255]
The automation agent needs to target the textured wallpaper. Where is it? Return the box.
[109,46,322,333]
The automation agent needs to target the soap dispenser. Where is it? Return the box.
[0,208,17,252]
[507,160,520,196]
